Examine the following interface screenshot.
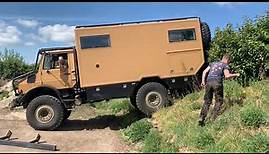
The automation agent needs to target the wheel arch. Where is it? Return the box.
[132,76,169,97]
[21,85,63,108]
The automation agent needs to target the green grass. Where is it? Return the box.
[121,118,152,143]
[91,81,269,153]
[146,80,269,152]
[93,98,134,114]
[240,104,267,128]
[241,132,269,152]
[0,90,9,101]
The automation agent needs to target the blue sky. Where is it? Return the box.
[0,2,268,64]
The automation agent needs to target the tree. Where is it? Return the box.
[0,48,34,79]
[208,11,269,86]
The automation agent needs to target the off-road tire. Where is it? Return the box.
[136,82,169,116]
[201,22,211,51]
[26,95,64,130]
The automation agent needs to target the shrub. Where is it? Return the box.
[122,118,152,142]
[240,105,267,127]
[208,15,269,86]
[242,132,269,152]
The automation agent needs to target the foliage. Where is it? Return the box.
[0,48,34,79]
[208,11,269,86]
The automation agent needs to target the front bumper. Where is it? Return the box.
[9,94,23,109]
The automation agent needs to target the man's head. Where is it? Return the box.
[221,54,231,64]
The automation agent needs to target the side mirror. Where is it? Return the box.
[27,74,36,83]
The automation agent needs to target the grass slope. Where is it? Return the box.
[121,80,269,152]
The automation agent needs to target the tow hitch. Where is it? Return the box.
[0,130,57,151]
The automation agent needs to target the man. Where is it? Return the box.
[198,54,240,126]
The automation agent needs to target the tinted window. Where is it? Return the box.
[168,29,196,42]
[80,35,111,49]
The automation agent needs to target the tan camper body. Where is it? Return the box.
[75,17,204,88]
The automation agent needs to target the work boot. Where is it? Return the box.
[198,118,205,127]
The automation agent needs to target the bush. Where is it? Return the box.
[0,48,34,79]
[208,12,269,86]
[122,118,152,142]
[240,105,267,127]
[242,132,269,152]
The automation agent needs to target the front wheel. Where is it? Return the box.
[136,82,169,116]
[26,95,64,130]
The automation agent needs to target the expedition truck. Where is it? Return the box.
[11,17,211,130]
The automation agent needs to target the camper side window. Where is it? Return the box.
[168,28,196,43]
[80,35,111,49]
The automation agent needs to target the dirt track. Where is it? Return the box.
[0,103,138,153]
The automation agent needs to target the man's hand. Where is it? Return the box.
[224,70,240,79]
[201,81,206,87]
[235,73,240,77]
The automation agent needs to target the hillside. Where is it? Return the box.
[121,80,269,152]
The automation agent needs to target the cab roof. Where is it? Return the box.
[38,46,74,54]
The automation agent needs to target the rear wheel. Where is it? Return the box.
[136,82,169,116]
[26,95,64,130]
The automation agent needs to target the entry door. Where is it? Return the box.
[41,52,75,89]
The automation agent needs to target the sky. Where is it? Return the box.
[0,2,268,64]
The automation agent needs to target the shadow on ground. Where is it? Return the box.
[57,109,145,131]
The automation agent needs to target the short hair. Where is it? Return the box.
[222,54,231,61]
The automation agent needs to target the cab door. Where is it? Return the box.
[41,50,76,89]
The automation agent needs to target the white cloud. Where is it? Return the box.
[38,24,75,44]
[17,19,39,28]
[25,42,35,46]
[0,20,22,46]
